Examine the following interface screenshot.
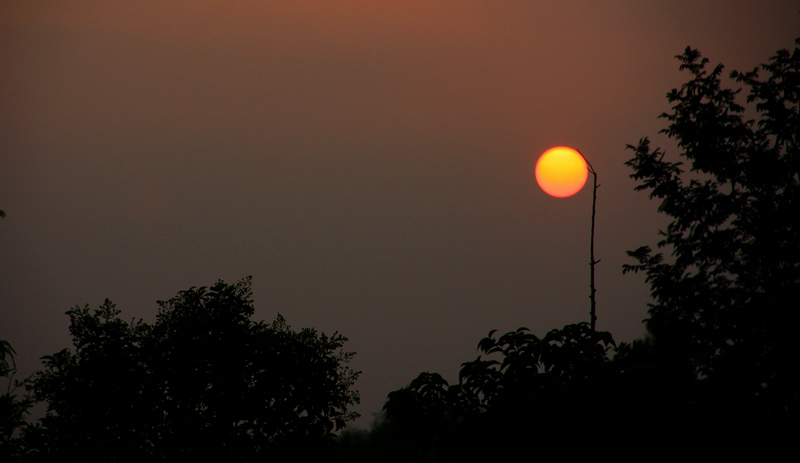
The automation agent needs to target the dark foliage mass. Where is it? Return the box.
[378,324,625,460]
[624,38,800,417]
[347,325,689,461]
[21,277,360,461]
[1,341,33,461]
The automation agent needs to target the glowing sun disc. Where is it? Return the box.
[535,146,589,197]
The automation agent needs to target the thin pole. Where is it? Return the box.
[577,150,599,332]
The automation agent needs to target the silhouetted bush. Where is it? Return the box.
[0,341,33,462]
[28,277,360,462]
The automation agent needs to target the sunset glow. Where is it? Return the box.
[535,147,589,197]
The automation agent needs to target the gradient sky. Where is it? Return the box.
[2,1,798,428]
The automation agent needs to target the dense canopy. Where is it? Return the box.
[29,277,360,461]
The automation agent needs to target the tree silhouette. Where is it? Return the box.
[624,38,800,420]
[373,323,630,461]
[0,341,33,462]
[29,277,360,461]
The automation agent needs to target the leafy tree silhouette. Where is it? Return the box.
[624,38,800,422]
[371,323,628,461]
[0,341,33,462]
[29,277,360,462]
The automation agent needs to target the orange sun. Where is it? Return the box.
[535,146,589,197]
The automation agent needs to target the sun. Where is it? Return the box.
[535,146,589,197]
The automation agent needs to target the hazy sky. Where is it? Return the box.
[2,1,798,428]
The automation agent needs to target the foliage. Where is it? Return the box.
[357,324,786,462]
[30,277,360,461]
[0,341,33,462]
[623,38,800,416]
[376,323,628,461]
